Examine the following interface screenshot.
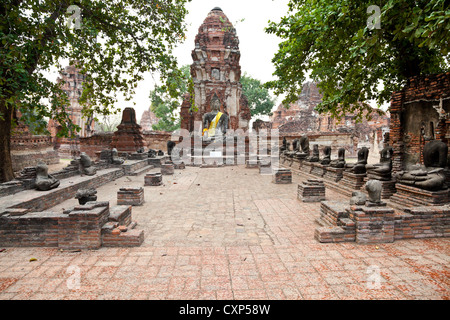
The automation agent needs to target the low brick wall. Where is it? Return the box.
[143,131,173,152]
[0,168,124,215]
[0,202,144,249]
[315,200,450,244]
[80,133,113,160]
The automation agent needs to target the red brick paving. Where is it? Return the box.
[0,166,449,300]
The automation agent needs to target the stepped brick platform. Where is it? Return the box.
[316,201,349,227]
[0,201,144,249]
[273,168,292,184]
[144,173,163,186]
[389,184,450,207]
[394,206,450,240]
[298,179,326,202]
[315,200,449,244]
[323,167,344,182]
[117,187,144,206]
[350,205,395,244]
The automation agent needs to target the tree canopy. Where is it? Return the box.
[0,0,191,182]
[240,72,275,117]
[149,64,192,132]
[265,0,449,121]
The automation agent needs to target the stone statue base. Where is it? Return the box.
[340,172,366,192]
[310,163,327,177]
[389,183,450,208]
[323,167,345,182]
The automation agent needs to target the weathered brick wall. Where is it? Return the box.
[389,72,450,171]
[10,127,60,173]
[80,133,113,160]
[143,131,173,152]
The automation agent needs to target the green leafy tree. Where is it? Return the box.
[240,72,275,117]
[265,0,449,121]
[149,64,193,132]
[0,0,190,182]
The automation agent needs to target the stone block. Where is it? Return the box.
[273,169,292,184]
[145,173,163,186]
[117,187,144,206]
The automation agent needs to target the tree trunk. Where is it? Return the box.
[0,99,15,183]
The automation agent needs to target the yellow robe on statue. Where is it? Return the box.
[203,112,223,137]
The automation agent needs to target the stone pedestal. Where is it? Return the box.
[259,162,272,175]
[117,187,144,206]
[340,172,366,191]
[161,163,175,175]
[389,184,450,207]
[299,161,313,175]
[144,173,162,186]
[310,163,326,177]
[148,156,166,168]
[273,169,292,184]
[323,167,345,182]
[349,205,395,244]
[298,179,326,202]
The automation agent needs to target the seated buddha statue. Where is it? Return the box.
[307,144,320,162]
[346,147,369,174]
[366,146,393,181]
[320,146,332,165]
[395,140,448,191]
[202,93,229,140]
[330,148,346,168]
[294,135,310,160]
[35,162,60,191]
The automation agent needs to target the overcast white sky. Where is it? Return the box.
[131,0,292,121]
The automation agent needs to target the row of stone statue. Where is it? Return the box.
[282,136,448,191]
[34,147,169,191]
[281,136,374,173]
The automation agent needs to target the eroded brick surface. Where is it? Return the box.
[0,166,449,300]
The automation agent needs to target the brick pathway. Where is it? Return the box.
[0,166,449,300]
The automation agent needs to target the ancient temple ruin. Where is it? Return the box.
[179,7,251,133]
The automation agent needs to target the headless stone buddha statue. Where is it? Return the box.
[202,93,229,140]
[366,146,393,181]
[80,152,97,176]
[281,137,288,154]
[285,138,299,158]
[395,140,448,191]
[111,148,125,165]
[346,147,369,174]
[330,148,346,168]
[35,162,60,191]
[295,135,310,160]
[307,145,320,162]
[320,146,332,165]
